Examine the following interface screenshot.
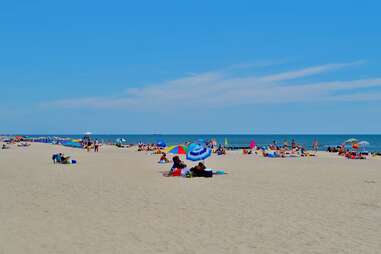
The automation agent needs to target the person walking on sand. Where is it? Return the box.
[94,139,99,152]
[86,140,91,152]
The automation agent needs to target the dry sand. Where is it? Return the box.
[0,142,380,254]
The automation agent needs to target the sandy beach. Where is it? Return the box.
[0,142,380,254]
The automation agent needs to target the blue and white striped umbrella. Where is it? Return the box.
[186,145,212,161]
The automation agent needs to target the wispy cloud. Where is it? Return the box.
[41,60,381,110]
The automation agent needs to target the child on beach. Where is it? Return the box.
[159,153,170,163]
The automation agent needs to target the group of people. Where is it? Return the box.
[214,145,226,155]
[241,139,317,158]
[163,156,213,178]
[1,141,31,149]
[52,153,73,164]
[333,145,367,160]
[137,143,161,152]
[2,144,10,149]
[83,139,100,152]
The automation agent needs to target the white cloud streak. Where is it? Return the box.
[41,61,381,110]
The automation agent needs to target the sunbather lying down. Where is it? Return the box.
[163,156,225,178]
[52,153,76,164]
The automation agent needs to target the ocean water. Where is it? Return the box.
[24,134,381,152]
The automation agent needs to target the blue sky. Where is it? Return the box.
[1,0,380,134]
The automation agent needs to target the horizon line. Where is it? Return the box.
[2,133,381,136]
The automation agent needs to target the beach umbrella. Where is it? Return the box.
[187,143,199,152]
[345,138,358,144]
[157,140,166,148]
[116,138,126,143]
[358,141,370,151]
[195,138,205,144]
[249,140,256,149]
[166,145,188,155]
[187,145,212,161]
[358,141,370,146]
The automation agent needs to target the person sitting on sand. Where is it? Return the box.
[52,153,61,163]
[52,153,71,164]
[159,153,170,163]
[171,156,186,170]
[163,156,187,176]
[216,145,226,155]
[338,147,345,156]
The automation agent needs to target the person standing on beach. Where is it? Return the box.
[94,139,99,152]
[291,139,296,149]
[312,139,319,153]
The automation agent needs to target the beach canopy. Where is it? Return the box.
[345,138,358,144]
[166,145,188,155]
[187,145,212,161]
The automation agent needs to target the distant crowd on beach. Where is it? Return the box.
[2,135,381,162]
[82,136,100,152]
